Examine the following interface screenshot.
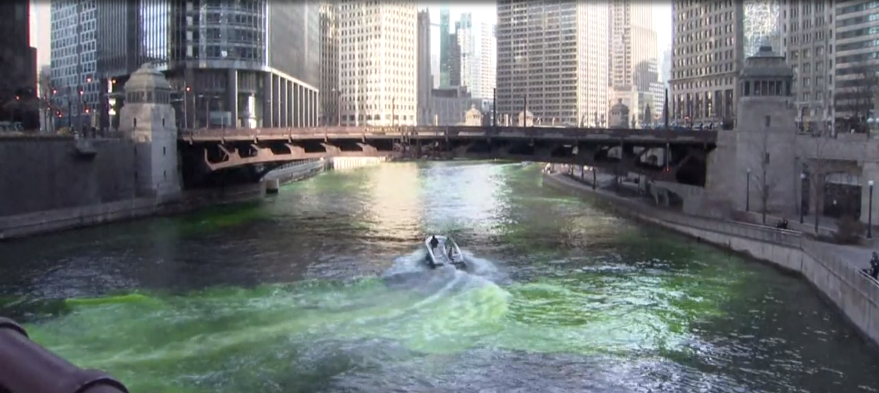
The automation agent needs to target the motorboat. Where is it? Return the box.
[424,235,466,270]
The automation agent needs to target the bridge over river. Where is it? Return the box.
[179,125,718,187]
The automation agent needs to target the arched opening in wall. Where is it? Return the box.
[134,118,137,128]
[823,172,861,219]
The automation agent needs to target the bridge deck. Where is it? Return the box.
[179,126,717,144]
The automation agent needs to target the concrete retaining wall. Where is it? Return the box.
[0,185,262,240]
[0,137,137,217]
[543,173,879,347]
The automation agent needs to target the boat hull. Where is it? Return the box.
[423,235,466,270]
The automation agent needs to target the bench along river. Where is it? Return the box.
[1,162,878,393]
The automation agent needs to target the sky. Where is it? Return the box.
[421,2,673,58]
[29,1,673,72]
[30,0,51,70]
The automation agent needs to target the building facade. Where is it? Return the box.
[456,13,476,93]
[439,6,452,88]
[831,0,879,129]
[473,22,497,101]
[609,0,660,123]
[780,0,833,132]
[496,0,608,127]
[430,86,479,126]
[1,0,37,128]
[339,0,417,126]
[417,9,432,125]
[320,0,340,126]
[670,0,745,127]
[51,0,321,132]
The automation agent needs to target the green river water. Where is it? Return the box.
[1,162,878,393]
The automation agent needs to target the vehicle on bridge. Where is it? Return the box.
[424,235,465,270]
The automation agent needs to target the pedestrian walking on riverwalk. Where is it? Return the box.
[870,252,879,279]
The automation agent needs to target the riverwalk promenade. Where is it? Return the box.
[543,166,879,347]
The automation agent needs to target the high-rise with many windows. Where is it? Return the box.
[51,0,321,131]
[473,21,497,101]
[780,0,833,131]
[496,0,608,127]
[2,0,37,127]
[831,0,879,129]
[338,0,417,126]
[417,9,432,125]
[670,0,744,127]
[320,0,341,126]
[609,0,661,124]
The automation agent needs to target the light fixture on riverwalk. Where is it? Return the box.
[869,180,874,238]
[800,173,807,224]
[746,168,751,212]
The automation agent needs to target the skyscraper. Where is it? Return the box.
[449,28,462,87]
[780,1,832,131]
[439,6,451,87]
[51,0,322,131]
[417,10,432,125]
[456,13,476,92]
[670,0,745,126]
[1,0,37,128]
[609,0,660,123]
[496,0,608,126]
[339,1,417,126]
[472,22,496,101]
[320,0,341,126]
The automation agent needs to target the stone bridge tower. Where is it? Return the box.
[118,63,181,198]
[703,46,797,219]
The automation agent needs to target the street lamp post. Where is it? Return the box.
[592,168,596,190]
[746,168,751,212]
[869,180,874,238]
[800,173,806,223]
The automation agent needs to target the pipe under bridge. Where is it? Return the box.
[178,126,718,188]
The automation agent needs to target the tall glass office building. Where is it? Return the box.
[51,0,320,130]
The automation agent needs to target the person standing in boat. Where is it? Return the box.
[430,236,439,250]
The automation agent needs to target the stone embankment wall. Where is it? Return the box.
[0,137,137,217]
[0,184,263,240]
[543,173,879,347]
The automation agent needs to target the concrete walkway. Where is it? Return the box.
[547,168,877,273]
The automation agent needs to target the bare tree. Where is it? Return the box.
[752,124,775,224]
[835,63,879,134]
[37,70,54,133]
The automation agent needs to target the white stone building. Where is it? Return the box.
[339,0,417,126]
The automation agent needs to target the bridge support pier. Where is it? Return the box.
[264,178,280,194]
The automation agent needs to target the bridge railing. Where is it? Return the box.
[178,126,719,142]
[0,317,129,393]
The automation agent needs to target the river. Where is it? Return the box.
[1,162,878,393]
